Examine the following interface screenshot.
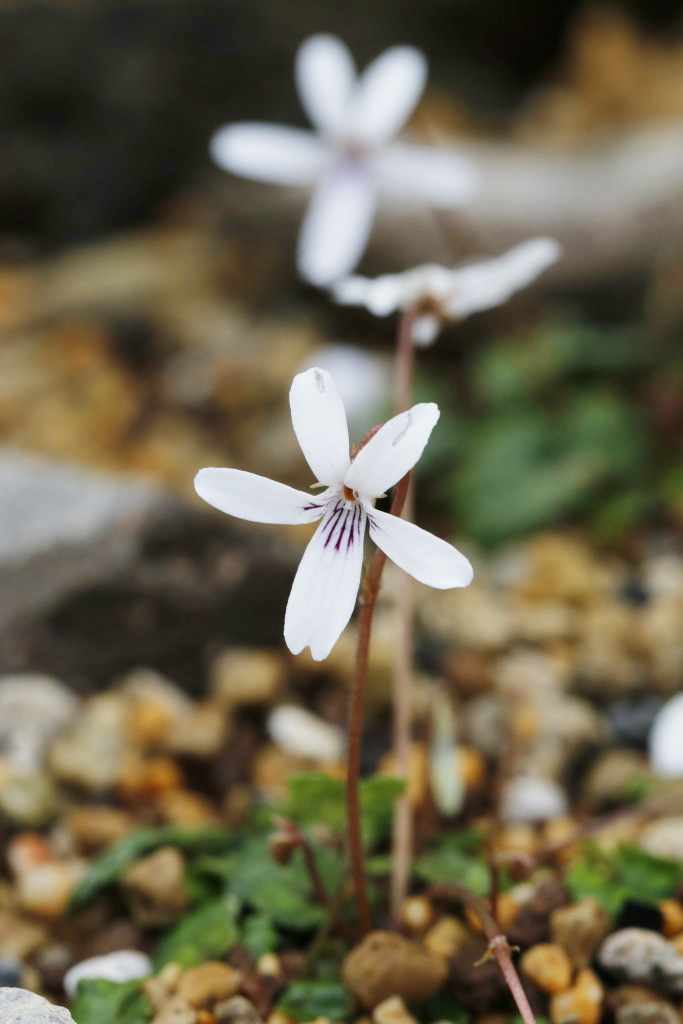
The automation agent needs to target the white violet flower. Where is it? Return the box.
[334,236,562,345]
[195,367,473,661]
[210,33,478,286]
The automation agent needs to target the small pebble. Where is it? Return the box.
[658,900,683,938]
[520,943,573,994]
[422,915,470,960]
[616,1002,680,1024]
[342,931,447,1009]
[266,705,343,763]
[214,996,264,1024]
[150,995,197,1024]
[177,963,242,1008]
[210,648,285,708]
[649,694,683,776]
[551,898,612,969]
[64,950,152,997]
[638,817,683,862]
[399,896,434,934]
[549,968,603,1024]
[501,776,568,823]
[372,996,418,1024]
[598,929,683,993]
[121,847,189,926]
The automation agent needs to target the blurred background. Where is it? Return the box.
[0,0,682,999]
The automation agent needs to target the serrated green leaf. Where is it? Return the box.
[565,842,683,915]
[278,980,353,1023]
[71,979,152,1024]
[153,894,241,969]
[230,840,325,931]
[284,772,405,850]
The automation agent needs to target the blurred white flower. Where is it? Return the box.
[195,367,472,660]
[334,237,561,345]
[649,692,683,777]
[211,34,478,286]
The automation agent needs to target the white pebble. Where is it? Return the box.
[649,693,683,777]
[267,705,344,762]
[64,950,152,997]
[501,775,568,822]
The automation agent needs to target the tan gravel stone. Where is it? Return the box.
[342,931,447,1009]
[551,898,612,969]
[521,943,573,994]
[549,968,604,1024]
[372,996,418,1024]
[210,648,285,708]
[177,962,242,1008]
[150,995,198,1024]
[423,915,470,960]
[121,846,189,926]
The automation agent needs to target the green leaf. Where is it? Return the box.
[153,894,241,970]
[69,826,234,912]
[278,980,354,1023]
[284,772,405,850]
[565,842,683,915]
[71,979,151,1024]
[230,840,325,932]
[414,830,493,896]
[242,913,279,959]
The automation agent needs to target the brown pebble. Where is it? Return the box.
[151,995,198,1024]
[550,968,603,1024]
[178,963,243,1009]
[550,898,612,970]
[399,896,435,934]
[659,900,683,939]
[423,915,470,960]
[616,1002,680,1024]
[372,995,418,1024]
[342,930,447,1009]
[521,943,573,994]
[214,996,264,1024]
[68,806,136,852]
[122,846,189,926]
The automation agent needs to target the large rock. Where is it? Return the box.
[0,987,74,1023]
[0,449,297,690]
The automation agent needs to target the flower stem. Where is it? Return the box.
[389,304,419,925]
[429,883,537,1024]
[347,471,411,936]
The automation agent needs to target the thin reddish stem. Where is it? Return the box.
[429,883,537,1024]
[347,471,411,936]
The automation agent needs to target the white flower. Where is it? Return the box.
[334,237,562,345]
[649,692,683,777]
[210,34,478,286]
[195,367,473,661]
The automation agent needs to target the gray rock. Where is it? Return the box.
[598,929,683,994]
[0,987,74,1023]
[0,449,297,690]
[0,675,78,772]
[616,1003,680,1024]
[0,449,171,631]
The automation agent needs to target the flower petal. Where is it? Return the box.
[297,161,376,285]
[350,46,427,146]
[194,468,327,524]
[332,273,404,316]
[284,499,367,660]
[445,237,562,319]
[295,34,356,137]
[210,123,328,185]
[367,507,473,589]
[412,313,442,346]
[344,403,439,498]
[289,368,351,485]
[377,142,479,207]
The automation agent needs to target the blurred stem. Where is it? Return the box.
[347,471,411,936]
[389,304,419,926]
[429,883,537,1024]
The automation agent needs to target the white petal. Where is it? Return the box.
[650,693,683,777]
[445,237,562,319]
[412,314,441,346]
[295,34,356,137]
[297,161,376,285]
[344,403,439,498]
[210,123,328,185]
[194,468,327,525]
[332,273,404,316]
[289,368,351,485]
[377,142,479,207]
[367,507,473,589]
[284,499,367,660]
[350,47,427,146]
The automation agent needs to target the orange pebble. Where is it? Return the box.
[659,899,683,938]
